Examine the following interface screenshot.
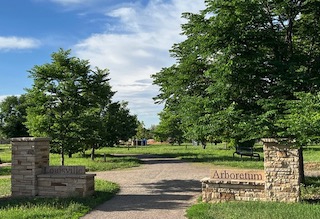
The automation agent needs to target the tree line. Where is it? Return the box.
[0,49,139,164]
[152,0,320,147]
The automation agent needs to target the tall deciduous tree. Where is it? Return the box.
[25,49,138,163]
[77,68,115,160]
[104,101,138,147]
[25,49,119,164]
[153,0,320,145]
[154,105,184,145]
[26,49,94,164]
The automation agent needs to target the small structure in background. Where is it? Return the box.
[131,139,147,146]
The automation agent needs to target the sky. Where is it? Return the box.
[0,0,205,128]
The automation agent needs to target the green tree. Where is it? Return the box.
[26,49,91,164]
[135,121,146,139]
[25,49,138,162]
[0,95,29,138]
[77,68,115,160]
[104,101,138,147]
[153,0,320,146]
[25,49,116,164]
[277,92,320,146]
[154,106,184,145]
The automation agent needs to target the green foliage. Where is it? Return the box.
[104,102,137,146]
[134,121,148,140]
[277,92,320,146]
[0,95,29,138]
[153,106,184,144]
[152,0,320,146]
[25,49,97,162]
[25,49,137,163]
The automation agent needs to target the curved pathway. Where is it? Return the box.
[82,156,210,219]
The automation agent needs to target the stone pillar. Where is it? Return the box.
[11,137,50,197]
[262,138,301,202]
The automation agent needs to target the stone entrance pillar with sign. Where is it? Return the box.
[11,137,95,198]
[201,138,302,203]
[262,138,301,202]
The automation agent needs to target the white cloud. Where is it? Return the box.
[0,36,40,51]
[74,0,205,127]
[0,95,21,103]
[0,95,8,103]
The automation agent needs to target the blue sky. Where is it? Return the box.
[0,0,205,128]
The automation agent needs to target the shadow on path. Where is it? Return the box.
[95,193,194,212]
[141,179,201,194]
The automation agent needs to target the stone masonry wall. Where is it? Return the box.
[11,137,50,197]
[11,137,95,198]
[263,138,301,202]
[201,178,265,202]
[37,174,95,197]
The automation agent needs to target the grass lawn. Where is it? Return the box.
[186,201,320,219]
[0,179,119,219]
[0,144,11,163]
[96,143,265,169]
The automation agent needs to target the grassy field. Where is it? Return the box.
[0,144,11,163]
[0,178,11,197]
[96,143,265,169]
[186,201,320,219]
[0,179,119,219]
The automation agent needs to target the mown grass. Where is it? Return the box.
[186,201,320,219]
[0,179,119,219]
[0,144,11,163]
[97,143,265,169]
[0,178,11,197]
[49,153,141,171]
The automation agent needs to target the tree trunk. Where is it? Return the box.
[91,144,96,161]
[202,141,207,149]
[299,146,305,184]
[68,151,72,158]
[61,145,65,166]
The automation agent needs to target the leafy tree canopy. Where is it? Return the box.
[152,0,320,145]
[25,49,137,164]
[0,95,29,138]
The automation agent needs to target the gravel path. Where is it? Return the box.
[81,156,210,219]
